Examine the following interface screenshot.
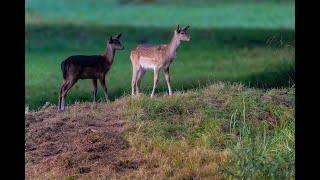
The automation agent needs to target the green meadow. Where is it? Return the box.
[25,0,294,110]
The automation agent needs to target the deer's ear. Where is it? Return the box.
[176,25,180,31]
[176,25,181,33]
[183,25,190,31]
[108,37,113,43]
[114,33,122,39]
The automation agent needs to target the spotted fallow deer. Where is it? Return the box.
[58,33,124,112]
[130,25,191,97]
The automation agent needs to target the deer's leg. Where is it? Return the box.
[99,75,109,102]
[131,65,138,96]
[164,67,172,96]
[58,81,68,111]
[151,68,160,98]
[136,68,146,94]
[92,79,97,103]
[60,79,77,111]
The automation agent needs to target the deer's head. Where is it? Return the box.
[175,25,191,41]
[108,33,124,50]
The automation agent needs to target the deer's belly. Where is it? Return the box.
[139,57,156,70]
[79,69,101,79]
[79,74,98,79]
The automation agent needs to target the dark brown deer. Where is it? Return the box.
[58,33,124,112]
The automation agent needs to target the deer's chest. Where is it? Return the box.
[163,55,175,68]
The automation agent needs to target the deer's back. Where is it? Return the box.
[131,44,168,59]
[64,55,107,67]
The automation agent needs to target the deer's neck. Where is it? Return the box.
[103,44,115,64]
[167,33,180,59]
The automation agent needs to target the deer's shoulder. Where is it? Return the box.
[156,44,168,51]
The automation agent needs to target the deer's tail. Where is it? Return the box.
[61,61,68,80]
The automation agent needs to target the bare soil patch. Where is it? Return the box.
[25,102,135,179]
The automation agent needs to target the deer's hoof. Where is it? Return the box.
[60,106,66,112]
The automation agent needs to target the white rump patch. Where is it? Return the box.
[140,57,156,70]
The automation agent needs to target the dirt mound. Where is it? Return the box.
[25,102,134,179]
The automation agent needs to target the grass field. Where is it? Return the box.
[26,24,295,110]
[26,0,294,28]
[25,0,294,110]
[121,83,295,179]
